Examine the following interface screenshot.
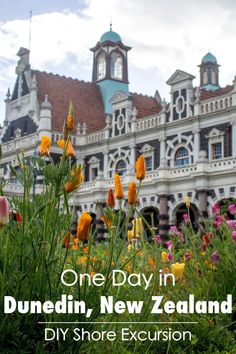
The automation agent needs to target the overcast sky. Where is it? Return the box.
[0,0,236,123]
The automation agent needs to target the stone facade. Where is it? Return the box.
[1,30,236,234]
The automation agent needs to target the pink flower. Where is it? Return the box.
[167,253,173,262]
[232,231,236,242]
[212,203,220,215]
[228,204,236,215]
[226,220,236,230]
[214,215,222,229]
[169,226,179,234]
[184,252,191,261]
[156,234,162,244]
[0,197,9,226]
[183,213,190,223]
[166,240,173,250]
[178,232,185,243]
[210,251,220,264]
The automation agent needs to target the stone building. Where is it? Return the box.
[1,28,236,235]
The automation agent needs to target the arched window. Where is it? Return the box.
[175,147,189,166]
[211,70,217,84]
[203,70,208,85]
[97,54,106,80]
[116,159,127,176]
[111,52,123,79]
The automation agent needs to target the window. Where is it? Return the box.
[91,167,98,181]
[116,160,127,176]
[145,156,153,171]
[207,128,225,160]
[212,142,222,160]
[211,70,217,85]
[111,53,123,79]
[88,156,100,181]
[97,54,106,80]
[203,70,208,85]
[176,97,184,113]
[175,147,189,166]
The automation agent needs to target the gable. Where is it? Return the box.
[110,91,131,104]
[166,70,195,85]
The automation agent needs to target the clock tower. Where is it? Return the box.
[90,27,131,113]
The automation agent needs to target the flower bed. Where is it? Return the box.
[0,107,235,353]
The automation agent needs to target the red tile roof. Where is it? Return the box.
[33,70,162,133]
[33,70,106,133]
[199,85,233,101]
[131,92,162,118]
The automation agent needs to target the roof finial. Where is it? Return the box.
[29,10,32,52]
[110,15,112,31]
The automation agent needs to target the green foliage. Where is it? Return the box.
[0,154,235,353]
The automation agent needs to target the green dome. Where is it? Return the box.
[100,30,121,43]
[202,52,217,64]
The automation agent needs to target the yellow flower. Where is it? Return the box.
[127,244,133,252]
[185,195,190,208]
[57,139,75,158]
[39,136,51,157]
[161,251,169,263]
[127,229,134,241]
[114,174,124,199]
[128,181,137,205]
[64,164,83,193]
[135,155,146,181]
[77,212,92,241]
[66,101,74,131]
[171,263,185,281]
[132,218,142,237]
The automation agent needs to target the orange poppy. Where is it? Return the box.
[107,189,115,208]
[135,155,146,181]
[64,164,83,193]
[57,139,75,158]
[66,101,74,131]
[114,174,124,199]
[39,136,51,157]
[128,181,137,205]
[77,212,92,241]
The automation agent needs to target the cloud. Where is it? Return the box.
[0,0,236,121]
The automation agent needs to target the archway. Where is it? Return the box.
[140,207,159,241]
[174,203,198,230]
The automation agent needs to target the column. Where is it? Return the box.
[198,190,208,220]
[193,128,200,162]
[158,194,169,240]
[232,121,236,157]
[103,150,108,179]
[130,143,136,169]
[159,135,166,167]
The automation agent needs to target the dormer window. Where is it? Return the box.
[97,54,106,80]
[206,128,224,160]
[111,52,123,80]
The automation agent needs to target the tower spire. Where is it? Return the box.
[110,15,112,31]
